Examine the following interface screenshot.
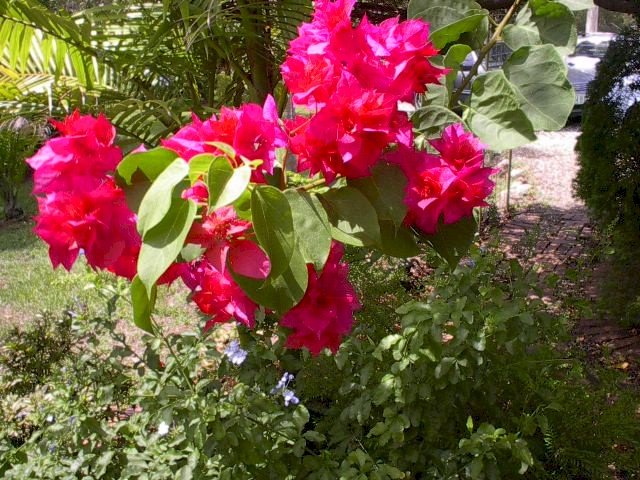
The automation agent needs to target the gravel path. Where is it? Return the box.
[498,125,640,366]
[511,125,582,209]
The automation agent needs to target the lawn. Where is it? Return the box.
[0,183,201,335]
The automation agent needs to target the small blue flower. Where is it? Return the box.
[271,372,300,407]
[461,258,476,268]
[68,416,76,426]
[223,340,248,366]
[48,444,56,454]
[283,389,300,407]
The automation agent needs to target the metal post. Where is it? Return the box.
[506,149,513,213]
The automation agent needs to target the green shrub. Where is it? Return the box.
[575,21,640,324]
[1,252,638,479]
[0,311,74,395]
[0,119,41,220]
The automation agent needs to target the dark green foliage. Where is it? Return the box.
[575,21,640,325]
[0,121,40,220]
[1,250,638,478]
[0,311,73,395]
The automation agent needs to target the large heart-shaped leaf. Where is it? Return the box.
[379,221,421,258]
[408,0,487,49]
[349,163,408,229]
[430,9,488,50]
[413,105,464,139]
[503,2,577,56]
[502,44,575,131]
[465,70,537,151]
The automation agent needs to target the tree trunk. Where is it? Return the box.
[586,6,600,33]
[238,0,273,104]
[476,0,640,13]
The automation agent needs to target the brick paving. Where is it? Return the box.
[496,128,640,363]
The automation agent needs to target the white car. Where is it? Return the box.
[567,32,616,112]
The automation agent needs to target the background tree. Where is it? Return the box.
[0,0,311,146]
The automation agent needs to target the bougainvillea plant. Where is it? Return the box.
[27,0,495,356]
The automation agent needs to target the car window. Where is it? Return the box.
[574,41,610,59]
[487,42,512,69]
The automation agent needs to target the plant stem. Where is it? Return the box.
[449,0,524,108]
[298,175,343,192]
[152,319,196,394]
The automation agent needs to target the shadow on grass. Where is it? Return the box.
[0,219,39,252]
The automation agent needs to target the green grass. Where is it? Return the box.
[0,182,200,334]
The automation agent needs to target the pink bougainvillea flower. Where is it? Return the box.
[182,260,258,331]
[280,243,360,355]
[186,206,270,279]
[351,17,444,99]
[181,180,209,203]
[281,55,340,108]
[33,179,140,276]
[291,73,397,181]
[385,137,496,234]
[228,239,271,280]
[313,0,356,31]
[181,206,265,328]
[162,96,287,182]
[283,0,445,106]
[430,123,486,171]
[27,110,122,194]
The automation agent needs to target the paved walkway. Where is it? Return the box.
[495,128,640,364]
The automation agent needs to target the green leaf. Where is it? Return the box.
[208,141,236,159]
[180,243,205,262]
[188,153,215,183]
[320,186,381,247]
[207,157,251,210]
[251,186,296,278]
[232,246,308,314]
[349,163,408,228]
[137,158,189,235]
[556,0,593,9]
[423,82,449,107]
[430,9,488,50]
[284,189,332,272]
[465,70,537,151]
[444,43,473,94]
[408,0,480,30]
[117,147,179,185]
[131,276,156,333]
[503,2,577,56]
[413,105,464,139]
[502,45,574,131]
[408,0,488,49]
[116,147,180,212]
[421,215,477,268]
[137,198,197,293]
[379,221,420,258]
